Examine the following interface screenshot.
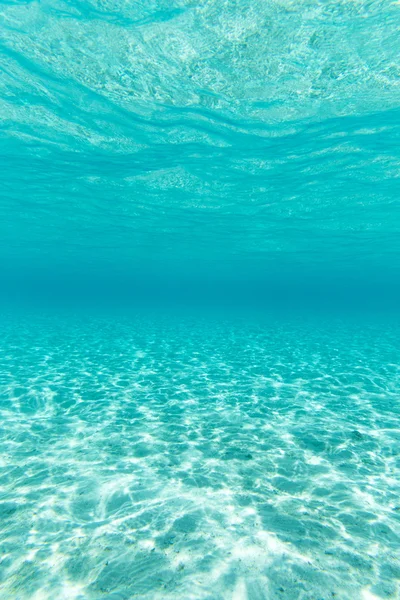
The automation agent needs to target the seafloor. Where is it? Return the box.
[0,311,399,599]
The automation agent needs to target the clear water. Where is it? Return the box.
[1,0,400,598]
[1,0,400,291]
[1,312,400,600]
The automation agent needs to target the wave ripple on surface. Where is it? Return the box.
[1,0,400,283]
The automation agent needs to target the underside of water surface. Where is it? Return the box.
[1,0,400,598]
[1,0,400,295]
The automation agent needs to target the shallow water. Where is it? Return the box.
[1,311,399,599]
[1,0,400,598]
[1,0,400,288]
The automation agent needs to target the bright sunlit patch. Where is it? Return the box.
[361,589,384,600]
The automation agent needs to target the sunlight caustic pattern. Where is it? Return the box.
[0,314,399,599]
[1,1,400,597]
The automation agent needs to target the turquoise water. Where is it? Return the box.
[1,313,400,600]
[1,0,400,292]
[1,0,400,598]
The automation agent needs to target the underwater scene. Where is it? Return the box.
[1,0,400,598]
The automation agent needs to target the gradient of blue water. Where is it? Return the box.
[1,0,400,598]
[1,0,400,293]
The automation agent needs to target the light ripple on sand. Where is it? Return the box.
[0,313,399,599]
